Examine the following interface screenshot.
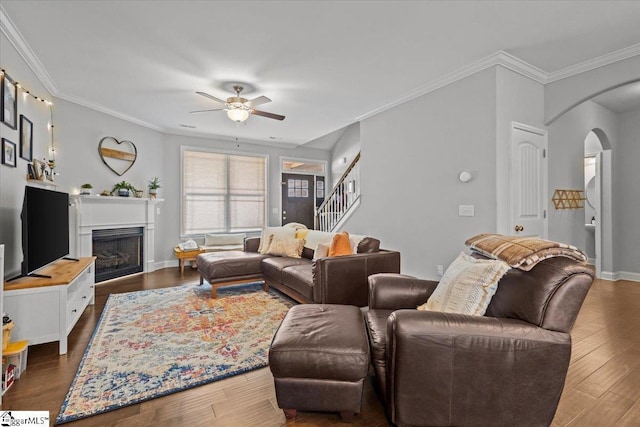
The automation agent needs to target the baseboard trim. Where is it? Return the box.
[152,260,178,271]
[617,271,640,283]
[600,271,618,281]
[600,270,640,283]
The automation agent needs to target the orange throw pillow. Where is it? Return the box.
[329,231,354,257]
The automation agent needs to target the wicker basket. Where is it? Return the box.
[2,321,14,350]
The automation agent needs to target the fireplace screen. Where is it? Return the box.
[92,227,143,282]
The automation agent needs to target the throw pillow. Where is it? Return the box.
[265,236,304,258]
[303,230,335,250]
[329,231,354,257]
[295,229,310,240]
[313,243,330,260]
[356,237,380,253]
[258,227,296,254]
[417,252,510,316]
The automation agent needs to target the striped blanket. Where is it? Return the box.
[465,234,587,271]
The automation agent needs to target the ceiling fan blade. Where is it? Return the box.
[190,108,224,113]
[251,109,285,121]
[196,91,227,106]
[245,95,271,108]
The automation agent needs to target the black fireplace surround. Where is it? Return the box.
[92,227,143,282]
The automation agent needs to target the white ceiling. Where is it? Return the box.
[2,1,640,147]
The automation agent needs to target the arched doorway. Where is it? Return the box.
[583,129,612,279]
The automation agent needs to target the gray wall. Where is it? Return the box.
[330,122,360,186]
[344,68,498,279]
[547,100,618,274]
[616,109,640,275]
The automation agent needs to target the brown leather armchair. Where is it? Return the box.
[364,256,594,427]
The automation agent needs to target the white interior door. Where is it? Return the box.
[510,123,548,238]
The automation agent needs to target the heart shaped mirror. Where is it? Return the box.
[98,136,137,176]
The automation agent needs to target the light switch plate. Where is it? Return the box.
[459,205,474,217]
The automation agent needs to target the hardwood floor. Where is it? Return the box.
[2,268,639,426]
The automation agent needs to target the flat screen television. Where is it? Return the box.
[21,186,70,276]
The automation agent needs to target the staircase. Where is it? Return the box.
[316,152,361,232]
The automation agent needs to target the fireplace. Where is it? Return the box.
[92,227,144,282]
[70,195,162,278]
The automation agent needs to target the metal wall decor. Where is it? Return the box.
[98,136,137,176]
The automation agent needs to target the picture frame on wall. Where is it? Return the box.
[1,72,18,129]
[2,138,17,167]
[20,115,33,161]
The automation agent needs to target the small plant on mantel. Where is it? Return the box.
[148,177,161,199]
[111,181,138,197]
[80,183,93,196]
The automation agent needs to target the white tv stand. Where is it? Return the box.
[3,257,96,355]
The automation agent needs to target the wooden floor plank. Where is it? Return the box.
[552,388,598,426]
[616,400,640,427]
[2,270,639,427]
[566,391,635,427]
[574,343,640,398]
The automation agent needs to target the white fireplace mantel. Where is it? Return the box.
[70,195,164,275]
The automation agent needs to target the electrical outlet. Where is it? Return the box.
[436,264,444,276]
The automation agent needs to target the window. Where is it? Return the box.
[281,158,326,174]
[182,149,266,235]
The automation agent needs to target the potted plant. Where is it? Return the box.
[80,183,93,195]
[148,177,161,199]
[111,181,137,197]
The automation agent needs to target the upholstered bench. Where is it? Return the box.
[196,251,268,298]
[269,304,370,422]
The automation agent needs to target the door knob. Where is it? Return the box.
[514,225,524,232]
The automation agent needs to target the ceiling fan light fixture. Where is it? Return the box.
[226,107,250,122]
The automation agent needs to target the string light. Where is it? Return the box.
[1,67,57,176]
[0,69,53,105]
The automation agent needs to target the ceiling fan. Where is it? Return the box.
[191,85,285,123]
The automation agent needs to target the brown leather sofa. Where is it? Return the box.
[364,256,595,426]
[198,236,400,307]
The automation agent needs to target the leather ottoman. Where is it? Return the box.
[269,304,370,422]
[196,251,268,298]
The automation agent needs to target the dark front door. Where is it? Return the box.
[282,173,315,228]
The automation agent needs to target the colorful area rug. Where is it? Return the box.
[56,282,295,424]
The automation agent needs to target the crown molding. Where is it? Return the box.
[546,43,640,84]
[493,51,547,83]
[0,5,58,94]
[355,51,546,122]
[54,92,165,132]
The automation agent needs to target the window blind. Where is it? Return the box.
[182,150,266,235]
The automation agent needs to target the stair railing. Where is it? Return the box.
[316,152,361,232]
